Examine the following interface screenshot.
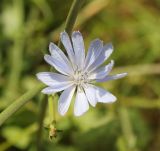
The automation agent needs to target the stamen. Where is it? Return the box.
[73,69,90,87]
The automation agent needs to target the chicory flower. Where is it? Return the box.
[36,31,127,116]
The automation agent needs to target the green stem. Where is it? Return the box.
[48,95,55,124]
[0,83,45,126]
[65,0,85,34]
[58,0,85,46]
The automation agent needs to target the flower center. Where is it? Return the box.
[73,70,89,87]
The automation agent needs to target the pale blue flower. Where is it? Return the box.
[36,31,127,116]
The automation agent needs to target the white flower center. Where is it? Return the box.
[73,70,89,87]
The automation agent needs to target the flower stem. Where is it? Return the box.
[0,83,45,126]
[65,0,85,34]
[48,95,57,140]
[58,0,85,47]
[48,95,56,124]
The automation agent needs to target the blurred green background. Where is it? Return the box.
[0,0,160,151]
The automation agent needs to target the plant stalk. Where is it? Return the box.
[0,83,45,126]
[58,0,85,47]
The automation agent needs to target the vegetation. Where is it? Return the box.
[0,0,160,151]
